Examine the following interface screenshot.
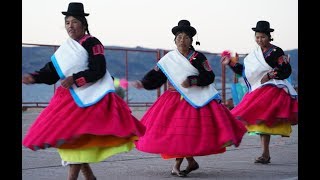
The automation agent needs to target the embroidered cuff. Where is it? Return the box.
[189,77,198,86]
[267,72,276,79]
[267,73,271,79]
[75,77,87,87]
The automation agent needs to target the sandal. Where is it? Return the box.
[181,162,199,174]
[171,169,187,177]
[254,156,271,164]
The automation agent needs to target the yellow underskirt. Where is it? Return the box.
[246,122,292,137]
[58,141,135,163]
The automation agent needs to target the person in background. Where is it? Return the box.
[22,2,145,179]
[221,20,298,164]
[131,19,247,177]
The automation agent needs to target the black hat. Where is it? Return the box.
[62,2,89,16]
[252,20,274,32]
[172,20,197,37]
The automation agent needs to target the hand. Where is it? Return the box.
[22,74,35,84]
[181,79,190,88]
[220,56,231,65]
[230,53,239,63]
[60,76,74,89]
[129,80,144,89]
[260,74,270,84]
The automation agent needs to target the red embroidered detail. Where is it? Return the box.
[92,44,105,55]
[203,60,212,71]
[78,35,91,45]
[75,77,86,87]
[277,56,284,65]
[268,68,278,79]
[189,52,198,62]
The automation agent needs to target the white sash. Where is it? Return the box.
[51,38,115,107]
[157,49,221,108]
[243,46,297,97]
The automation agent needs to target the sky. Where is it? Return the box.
[22,0,298,54]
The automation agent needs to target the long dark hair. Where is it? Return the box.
[265,32,273,41]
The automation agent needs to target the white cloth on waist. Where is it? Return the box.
[157,49,221,108]
[243,45,297,98]
[51,38,115,107]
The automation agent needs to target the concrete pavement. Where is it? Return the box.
[22,108,298,180]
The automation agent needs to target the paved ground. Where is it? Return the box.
[22,108,298,180]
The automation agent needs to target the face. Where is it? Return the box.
[175,32,192,52]
[65,16,86,40]
[255,32,270,48]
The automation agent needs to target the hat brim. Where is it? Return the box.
[62,12,89,16]
[172,26,196,37]
[252,27,274,32]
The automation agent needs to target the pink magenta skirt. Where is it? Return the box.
[231,85,298,127]
[23,86,146,151]
[135,90,247,157]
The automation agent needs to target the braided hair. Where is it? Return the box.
[265,32,273,41]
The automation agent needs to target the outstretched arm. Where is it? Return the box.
[131,65,167,90]
[22,73,35,84]
[221,53,243,76]
[22,62,60,85]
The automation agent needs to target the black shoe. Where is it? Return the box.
[181,162,199,174]
[254,156,271,164]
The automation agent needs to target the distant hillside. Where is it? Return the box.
[22,46,298,86]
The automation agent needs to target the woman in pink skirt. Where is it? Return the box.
[221,20,298,164]
[131,19,247,177]
[22,2,145,180]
